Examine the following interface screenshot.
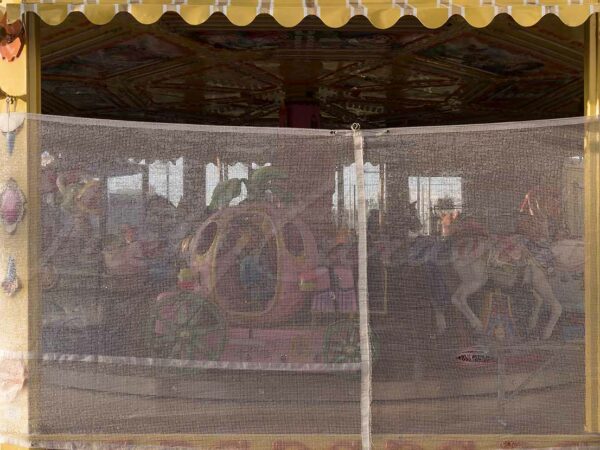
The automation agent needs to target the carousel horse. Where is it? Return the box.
[397,203,453,334]
[44,172,102,260]
[103,196,181,278]
[310,228,358,314]
[102,225,156,275]
[447,189,565,340]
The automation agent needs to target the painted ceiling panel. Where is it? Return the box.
[40,14,584,128]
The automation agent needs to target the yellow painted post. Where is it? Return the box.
[0,10,42,446]
[584,14,600,433]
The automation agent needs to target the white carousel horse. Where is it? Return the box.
[550,238,584,315]
[447,189,568,340]
[552,239,584,274]
[449,230,562,339]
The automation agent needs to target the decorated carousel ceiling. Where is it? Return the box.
[40,14,584,128]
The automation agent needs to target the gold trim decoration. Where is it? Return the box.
[0,434,597,450]
[584,13,600,433]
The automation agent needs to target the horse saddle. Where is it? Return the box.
[489,236,526,268]
[487,237,526,288]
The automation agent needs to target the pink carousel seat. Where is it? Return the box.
[310,266,357,314]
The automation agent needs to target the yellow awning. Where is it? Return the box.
[1,0,598,29]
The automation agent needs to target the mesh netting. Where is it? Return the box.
[0,114,591,448]
[364,121,586,436]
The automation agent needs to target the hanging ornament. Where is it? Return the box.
[0,15,25,62]
[0,179,26,234]
[5,131,15,155]
[1,256,20,296]
[0,358,27,402]
[0,97,25,156]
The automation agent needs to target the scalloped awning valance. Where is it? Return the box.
[1,0,598,29]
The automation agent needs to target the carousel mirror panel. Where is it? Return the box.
[34,116,362,438]
[364,120,586,435]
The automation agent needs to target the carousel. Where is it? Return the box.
[0,0,599,449]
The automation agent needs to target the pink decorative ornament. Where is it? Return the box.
[0,358,26,402]
[0,179,26,234]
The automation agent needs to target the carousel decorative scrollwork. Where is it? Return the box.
[0,14,25,62]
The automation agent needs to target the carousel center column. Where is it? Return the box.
[584,13,600,434]
[0,11,42,448]
[278,60,336,235]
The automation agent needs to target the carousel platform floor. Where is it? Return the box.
[37,342,584,435]
[38,374,583,435]
[40,343,582,402]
